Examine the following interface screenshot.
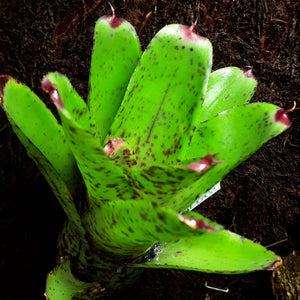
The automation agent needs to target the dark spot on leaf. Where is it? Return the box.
[128,227,134,233]
[152,202,158,208]
[106,183,118,188]
[157,212,166,223]
[140,212,148,221]
[155,226,162,233]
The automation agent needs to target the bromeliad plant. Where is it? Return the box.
[0,12,292,300]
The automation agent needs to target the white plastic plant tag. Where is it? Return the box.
[184,182,221,211]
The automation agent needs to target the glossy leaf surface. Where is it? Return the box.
[109,24,212,167]
[172,103,290,212]
[43,73,134,204]
[84,200,221,258]
[129,162,216,206]
[0,76,80,195]
[134,221,281,274]
[88,14,142,143]
[198,66,257,122]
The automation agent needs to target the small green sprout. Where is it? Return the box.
[0,11,292,300]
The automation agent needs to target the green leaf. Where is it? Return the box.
[129,159,217,207]
[62,117,134,203]
[198,67,257,122]
[109,24,212,167]
[6,116,84,231]
[88,15,142,144]
[43,72,97,131]
[42,75,134,204]
[106,138,138,172]
[46,259,106,300]
[0,75,81,196]
[133,213,281,274]
[183,103,290,164]
[83,200,221,259]
[172,103,291,212]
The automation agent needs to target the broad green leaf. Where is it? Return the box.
[59,116,134,204]
[109,24,212,167]
[173,103,290,212]
[133,213,281,273]
[198,67,257,122]
[83,200,221,259]
[42,75,134,204]
[0,75,80,196]
[88,15,142,144]
[183,103,290,164]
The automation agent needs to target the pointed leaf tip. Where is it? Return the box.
[242,69,256,80]
[263,256,282,271]
[41,77,65,110]
[275,104,295,126]
[187,154,221,173]
[104,138,126,156]
[102,15,123,29]
[181,24,207,42]
[103,1,122,28]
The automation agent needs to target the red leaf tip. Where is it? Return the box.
[181,23,207,42]
[104,138,126,156]
[178,214,217,232]
[242,69,256,80]
[187,154,221,173]
[274,102,295,126]
[103,4,123,29]
[41,77,65,110]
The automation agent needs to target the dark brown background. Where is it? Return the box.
[0,0,299,299]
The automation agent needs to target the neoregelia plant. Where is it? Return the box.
[0,11,292,300]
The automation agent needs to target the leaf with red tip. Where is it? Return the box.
[109,24,212,167]
[129,158,218,207]
[173,103,291,212]
[0,76,84,229]
[88,15,142,144]
[197,67,257,122]
[183,103,290,164]
[42,72,97,131]
[186,154,221,172]
[133,212,282,274]
[274,109,292,126]
[0,75,81,196]
[105,138,138,172]
[44,75,134,204]
[8,117,85,232]
[83,200,221,259]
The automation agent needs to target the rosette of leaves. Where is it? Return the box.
[0,12,291,300]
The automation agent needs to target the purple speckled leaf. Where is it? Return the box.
[88,14,142,144]
[109,24,212,167]
[43,73,134,204]
[133,212,282,274]
[83,199,221,259]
